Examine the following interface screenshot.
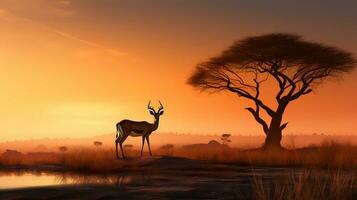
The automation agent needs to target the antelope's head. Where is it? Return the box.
[147,100,164,119]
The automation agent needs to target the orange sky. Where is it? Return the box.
[0,0,357,141]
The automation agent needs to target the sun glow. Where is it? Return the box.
[0,0,356,141]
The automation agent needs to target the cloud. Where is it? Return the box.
[0,7,127,58]
[51,30,127,57]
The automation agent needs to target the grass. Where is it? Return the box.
[252,170,355,200]
[165,141,357,169]
[0,141,356,171]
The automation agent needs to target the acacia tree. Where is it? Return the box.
[188,33,355,149]
[221,134,231,145]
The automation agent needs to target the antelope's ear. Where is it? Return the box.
[159,110,164,115]
[149,110,155,115]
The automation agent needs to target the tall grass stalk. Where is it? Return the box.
[253,170,355,200]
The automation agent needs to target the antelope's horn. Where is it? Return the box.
[148,100,155,112]
[158,101,164,112]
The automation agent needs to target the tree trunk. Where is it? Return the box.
[263,126,282,150]
[262,103,286,150]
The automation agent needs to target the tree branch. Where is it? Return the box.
[280,122,288,130]
[226,79,276,117]
[245,107,269,135]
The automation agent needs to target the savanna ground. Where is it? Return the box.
[0,139,356,200]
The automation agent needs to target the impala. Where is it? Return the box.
[115,101,164,159]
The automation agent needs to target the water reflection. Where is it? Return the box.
[56,173,134,186]
[0,171,142,189]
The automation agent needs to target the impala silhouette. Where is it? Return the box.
[115,101,164,159]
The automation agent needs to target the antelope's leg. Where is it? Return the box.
[115,139,120,159]
[119,143,125,159]
[119,142,125,159]
[141,136,145,157]
[146,136,152,156]
[119,135,128,159]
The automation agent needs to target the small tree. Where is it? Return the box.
[58,146,68,153]
[188,33,355,149]
[93,141,103,147]
[221,134,231,145]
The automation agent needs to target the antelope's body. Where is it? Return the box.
[115,101,164,159]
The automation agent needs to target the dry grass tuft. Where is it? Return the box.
[252,170,356,200]
[61,148,119,171]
